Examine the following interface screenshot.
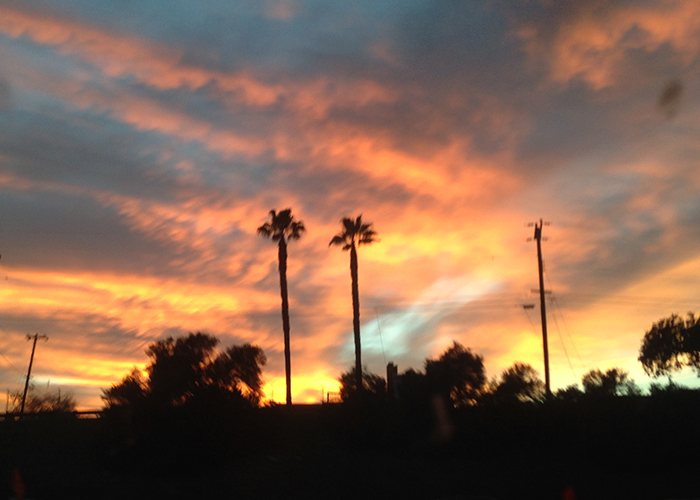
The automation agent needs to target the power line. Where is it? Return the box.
[551,293,700,309]
[0,351,23,376]
[543,268,586,373]
[551,294,586,372]
[521,304,538,333]
[374,308,387,366]
[548,296,576,379]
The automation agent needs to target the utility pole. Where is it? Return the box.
[20,333,48,417]
[529,219,551,399]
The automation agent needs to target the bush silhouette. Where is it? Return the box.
[100,332,266,473]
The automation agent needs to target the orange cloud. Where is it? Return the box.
[264,0,298,21]
[519,1,700,88]
[0,5,282,105]
[0,4,401,117]
[1,268,280,340]
[0,4,528,205]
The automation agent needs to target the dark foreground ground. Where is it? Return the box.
[2,394,700,500]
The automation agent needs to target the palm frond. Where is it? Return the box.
[358,236,376,245]
[342,217,356,236]
[359,224,376,245]
[276,208,293,228]
[329,235,345,247]
[288,221,306,240]
[355,214,363,228]
[257,223,272,237]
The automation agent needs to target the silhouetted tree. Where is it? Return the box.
[581,368,639,396]
[258,208,305,405]
[338,366,386,402]
[491,362,545,404]
[9,386,76,414]
[101,368,146,408]
[329,215,377,395]
[425,341,486,407]
[102,332,266,408]
[639,312,700,377]
[206,343,267,405]
[100,333,266,473]
[146,332,219,405]
[554,384,583,403]
[648,377,684,396]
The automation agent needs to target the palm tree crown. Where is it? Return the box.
[329,215,376,250]
[257,209,305,243]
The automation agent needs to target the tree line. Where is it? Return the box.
[338,341,641,408]
[12,307,690,418]
[5,386,76,415]
[102,307,700,413]
[92,315,698,474]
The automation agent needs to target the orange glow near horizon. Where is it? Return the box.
[263,373,342,405]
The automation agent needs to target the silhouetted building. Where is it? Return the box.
[387,362,398,401]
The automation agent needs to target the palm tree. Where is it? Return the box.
[329,215,377,395]
[258,208,305,406]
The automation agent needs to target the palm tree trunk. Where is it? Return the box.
[350,243,362,394]
[278,238,292,405]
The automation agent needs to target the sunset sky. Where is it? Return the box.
[1,0,699,408]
